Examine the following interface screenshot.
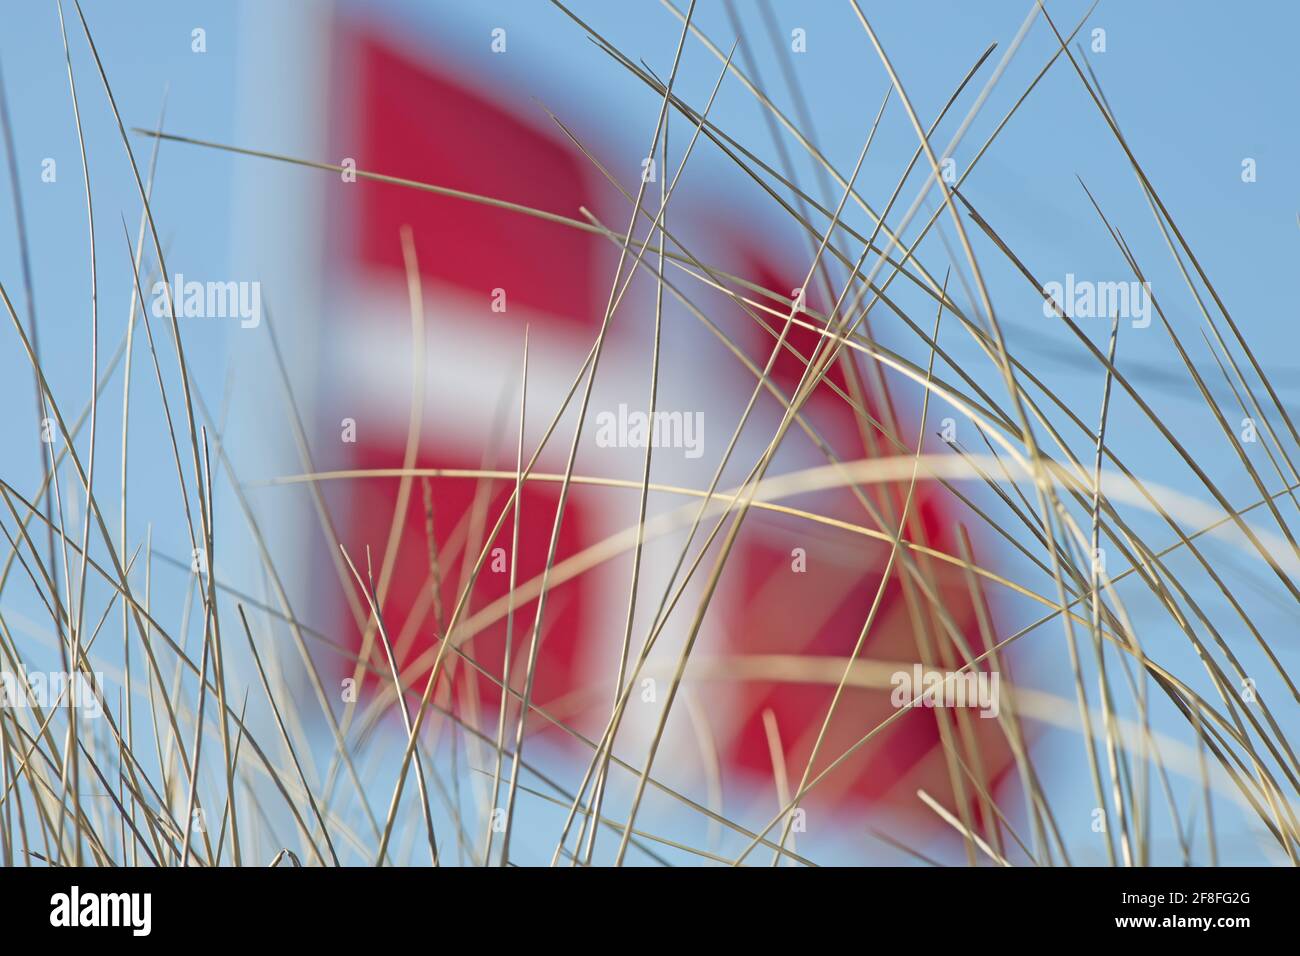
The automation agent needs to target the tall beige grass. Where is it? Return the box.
[0,0,1295,867]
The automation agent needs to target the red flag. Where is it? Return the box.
[314,17,1018,816]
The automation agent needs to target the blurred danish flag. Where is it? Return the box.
[311,14,1017,821]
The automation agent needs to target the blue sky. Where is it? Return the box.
[0,0,1296,864]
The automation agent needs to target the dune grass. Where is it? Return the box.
[0,0,1294,867]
